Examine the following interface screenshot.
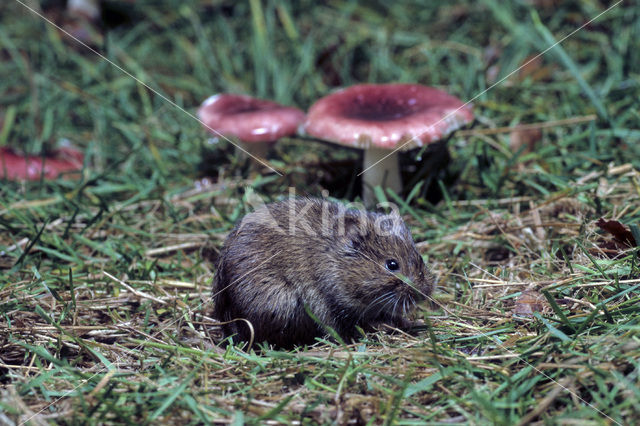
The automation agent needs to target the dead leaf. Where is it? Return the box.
[510,127,542,154]
[513,290,548,318]
[596,218,636,248]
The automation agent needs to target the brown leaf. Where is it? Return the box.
[596,218,636,248]
[509,127,542,154]
[513,290,547,318]
[518,55,544,79]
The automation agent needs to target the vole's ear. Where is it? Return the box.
[344,212,366,235]
[239,205,282,234]
[342,213,367,252]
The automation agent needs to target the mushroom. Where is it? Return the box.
[197,94,305,165]
[304,83,473,205]
[0,146,84,180]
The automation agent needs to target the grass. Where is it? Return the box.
[1,0,640,424]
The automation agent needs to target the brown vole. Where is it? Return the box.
[212,198,434,348]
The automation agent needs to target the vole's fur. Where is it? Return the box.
[212,198,434,348]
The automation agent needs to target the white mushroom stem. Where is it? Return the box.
[362,147,402,207]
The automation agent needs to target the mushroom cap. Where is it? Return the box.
[197,94,305,143]
[304,83,473,150]
[0,147,84,180]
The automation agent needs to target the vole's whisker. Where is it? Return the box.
[360,291,395,321]
[391,297,401,319]
[379,294,397,316]
[370,291,393,308]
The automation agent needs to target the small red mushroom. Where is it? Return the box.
[197,94,305,164]
[0,146,84,181]
[304,83,473,205]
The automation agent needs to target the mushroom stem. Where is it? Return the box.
[362,147,402,206]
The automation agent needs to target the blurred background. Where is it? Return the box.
[2,0,638,203]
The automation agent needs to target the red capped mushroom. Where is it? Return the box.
[197,94,305,164]
[304,83,473,205]
[0,146,84,181]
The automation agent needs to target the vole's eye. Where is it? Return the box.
[385,259,400,272]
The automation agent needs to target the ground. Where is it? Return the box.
[1,1,640,424]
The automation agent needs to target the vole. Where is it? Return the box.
[212,198,434,348]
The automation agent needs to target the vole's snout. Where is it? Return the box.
[403,268,434,302]
[390,274,420,299]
